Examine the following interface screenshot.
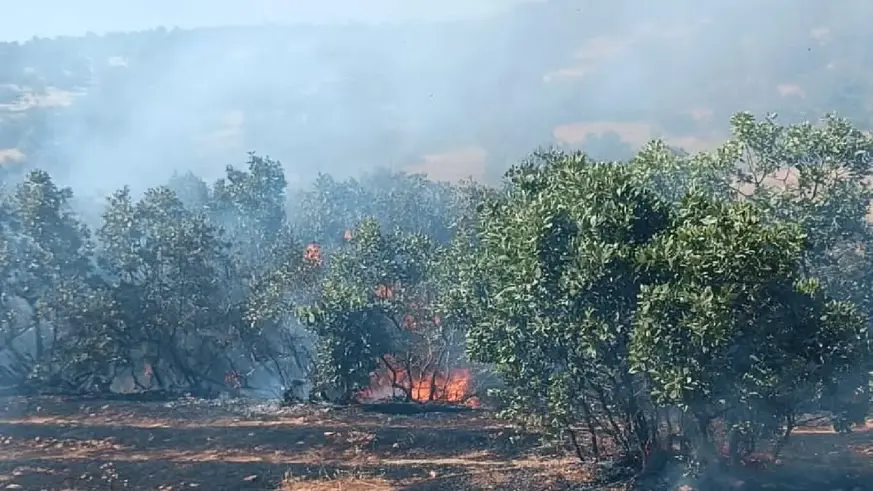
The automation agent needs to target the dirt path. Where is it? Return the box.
[1,397,873,490]
[0,397,585,490]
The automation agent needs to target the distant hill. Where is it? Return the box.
[1,0,872,193]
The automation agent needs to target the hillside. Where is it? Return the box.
[1,0,872,191]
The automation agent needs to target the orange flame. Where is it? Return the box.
[304,243,323,266]
[374,284,394,299]
[359,355,480,408]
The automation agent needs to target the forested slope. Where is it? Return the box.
[1,0,872,191]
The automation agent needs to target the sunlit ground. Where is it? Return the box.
[0,397,872,490]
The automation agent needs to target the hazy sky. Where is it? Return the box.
[2,0,537,41]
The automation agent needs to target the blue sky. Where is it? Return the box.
[2,0,536,41]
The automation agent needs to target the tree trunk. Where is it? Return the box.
[33,315,44,363]
[728,427,741,466]
[567,428,588,462]
[581,401,601,459]
[771,416,795,460]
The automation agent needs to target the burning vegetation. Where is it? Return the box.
[2,114,873,489]
[358,354,480,407]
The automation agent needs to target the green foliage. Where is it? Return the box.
[1,110,873,479]
[289,170,461,247]
[297,218,439,402]
[459,117,873,468]
[0,170,96,389]
[633,193,870,457]
[466,155,672,455]
[97,185,232,390]
[206,154,315,389]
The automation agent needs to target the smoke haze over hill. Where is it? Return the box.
[1,0,872,197]
[3,0,536,40]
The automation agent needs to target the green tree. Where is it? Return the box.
[298,218,444,403]
[632,192,870,463]
[97,186,232,392]
[460,144,872,473]
[464,155,670,463]
[0,170,96,390]
[289,170,461,248]
[209,154,317,394]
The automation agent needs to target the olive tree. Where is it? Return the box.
[460,143,872,472]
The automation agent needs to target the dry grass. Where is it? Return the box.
[552,120,723,155]
[407,146,489,183]
[0,396,872,489]
[543,35,632,82]
[278,471,395,491]
[553,121,655,147]
[192,110,246,160]
[0,85,81,112]
[0,148,25,165]
[0,396,581,490]
[776,83,807,98]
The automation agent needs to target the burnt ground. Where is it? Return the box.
[0,397,871,491]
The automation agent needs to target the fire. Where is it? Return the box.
[361,289,477,406]
[374,284,394,299]
[304,243,323,266]
[359,355,480,408]
[410,368,474,402]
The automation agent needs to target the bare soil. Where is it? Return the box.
[0,397,871,490]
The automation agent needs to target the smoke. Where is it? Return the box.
[0,4,872,488]
[1,1,872,202]
[3,1,537,41]
[2,1,533,195]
